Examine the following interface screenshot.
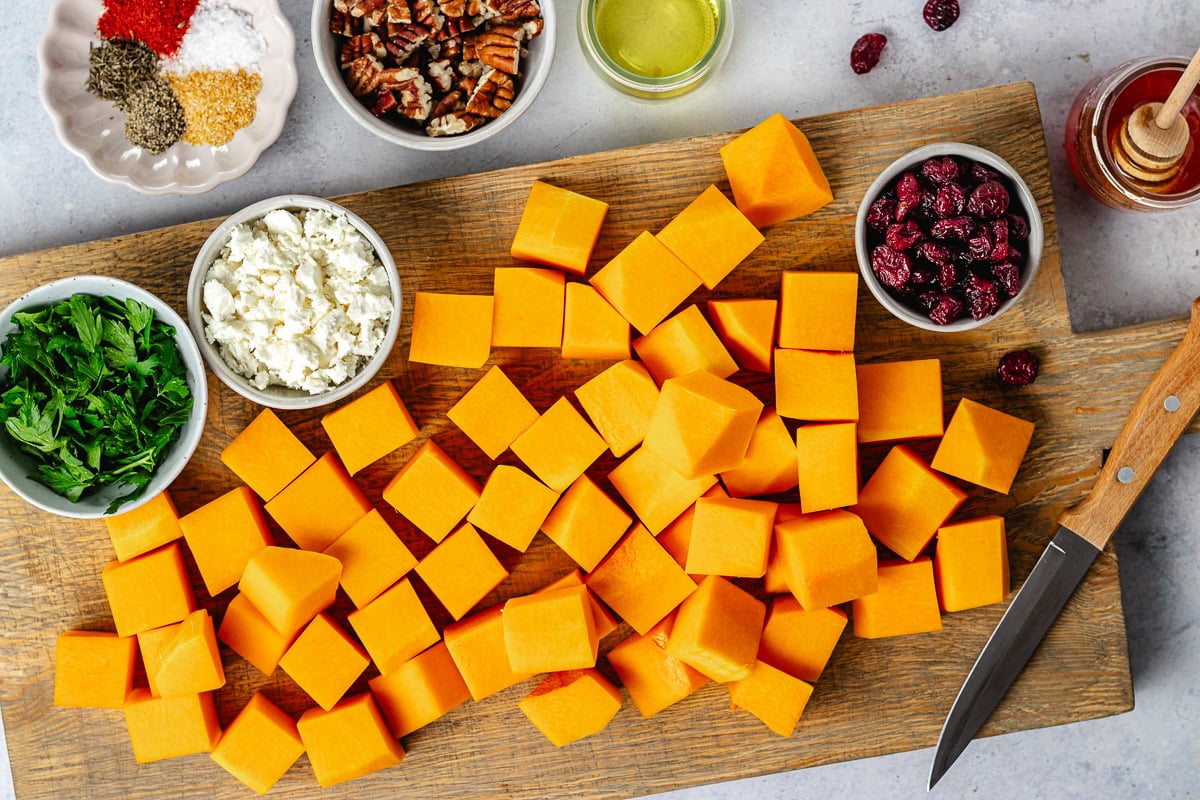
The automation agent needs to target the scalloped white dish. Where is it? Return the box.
[37,0,298,195]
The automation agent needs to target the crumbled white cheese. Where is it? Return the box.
[202,207,392,395]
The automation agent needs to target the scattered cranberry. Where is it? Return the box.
[886,221,925,251]
[851,33,888,75]
[922,0,960,30]
[866,195,898,232]
[871,244,912,288]
[998,350,1040,386]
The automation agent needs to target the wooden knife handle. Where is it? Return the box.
[1059,297,1200,549]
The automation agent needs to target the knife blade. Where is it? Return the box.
[928,296,1200,790]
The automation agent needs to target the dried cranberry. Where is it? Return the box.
[866,196,898,232]
[917,240,954,268]
[922,0,960,31]
[989,219,1010,261]
[911,264,937,285]
[970,162,1000,184]
[918,291,942,310]
[992,262,1022,297]
[936,261,958,291]
[920,156,960,185]
[966,228,994,262]
[967,180,1010,219]
[851,33,887,74]
[895,172,923,222]
[998,350,1040,386]
[934,182,966,217]
[932,215,975,240]
[870,244,912,289]
[962,273,1001,320]
[1007,212,1030,239]
[927,294,965,325]
[886,221,925,251]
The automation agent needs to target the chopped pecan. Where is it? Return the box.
[475,23,522,74]
[458,58,486,78]
[330,9,356,36]
[333,0,352,12]
[492,0,540,21]
[437,0,466,17]
[394,72,434,121]
[387,0,412,23]
[340,32,386,68]
[385,24,430,60]
[426,58,456,92]
[438,36,462,60]
[372,88,399,117]
[344,54,383,96]
[435,15,479,40]
[427,111,487,136]
[520,16,542,39]
[465,67,514,118]
[349,0,387,25]
[412,0,445,32]
[430,88,465,118]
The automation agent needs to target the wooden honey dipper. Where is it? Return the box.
[1114,46,1200,184]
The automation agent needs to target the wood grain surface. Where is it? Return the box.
[0,82,1177,800]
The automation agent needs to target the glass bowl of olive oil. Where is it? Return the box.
[578,0,733,99]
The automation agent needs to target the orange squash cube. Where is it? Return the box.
[762,504,805,594]
[180,486,274,597]
[541,474,632,572]
[135,623,176,697]
[217,592,295,676]
[517,669,622,747]
[146,609,225,698]
[589,231,703,335]
[775,349,858,421]
[510,180,609,276]
[719,407,798,498]
[778,271,858,352]
[123,689,220,763]
[279,613,369,711]
[210,692,305,796]
[382,439,482,543]
[370,642,471,738]
[852,556,944,638]
[632,305,738,384]
[324,508,417,608]
[658,484,728,571]
[265,451,371,552]
[932,398,1035,494]
[856,359,944,443]
[775,509,877,609]
[104,490,182,562]
[538,569,620,638]
[560,282,631,360]
[758,596,847,682]
[643,370,763,479]
[606,623,709,718]
[414,522,509,620]
[467,466,559,552]
[609,445,717,534]
[685,497,776,578]
[443,605,532,701]
[574,359,659,458]
[719,113,833,228]
[728,659,814,737]
[408,291,494,369]
[795,422,859,513]
[934,515,1010,612]
[346,577,439,675]
[854,445,967,562]
[54,631,137,709]
[238,546,341,637]
[656,184,765,289]
[220,408,316,501]
[510,397,608,492]
[503,584,598,674]
[665,575,765,682]
[101,542,194,638]
[585,524,698,634]
[321,381,419,475]
[296,693,405,787]
[447,364,539,460]
[708,301,777,377]
[492,267,566,347]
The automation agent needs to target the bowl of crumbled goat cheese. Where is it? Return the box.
[188,195,401,409]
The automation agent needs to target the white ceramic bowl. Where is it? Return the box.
[0,276,208,519]
[311,0,556,151]
[854,143,1044,333]
[188,195,402,410]
[38,0,298,195]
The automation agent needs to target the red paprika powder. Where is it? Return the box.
[97,0,201,57]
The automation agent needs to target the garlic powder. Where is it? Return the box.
[202,207,393,394]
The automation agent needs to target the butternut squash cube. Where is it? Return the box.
[217,592,295,676]
[538,569,620,638]
[561,282,631,360]
[778,271,858,352]
[589,231,703,335]
[934,516,1010,612]
[719,407,798,498]
[220,408,316,501]
[575,359,659,458]
[762,504,805,594]
[503,584,598,674]
[447,365,539,460]
[931,398,1035,494]
[346,577,439,675]
[643,370,763,479]
[408,292,494,369]
[324,508,417,609]
[608,445,717,534]
[467,466,559,552]
[707,298,777,373]
[728,659,814,737]
[180,486,274,597]
[510,397,608,492]
[210,693,304,796]
[54,631,137,709]
[101,542,194,638]
[632,305,738,384]
[606,623,709,718]
[510,180,609,276]
[492,267,566,347]
[414,522,509,620]
[541,474,632,571]
[656,184,765,289]
[104,490,182,562]
[517,669,622,747]
[585,524,698,634]
[685,497,776,578]
[444,605,532,701]
[296,693,405,788]
[320,381,419,475]
[265,452,371,552]
[658,485,728,571]
[795,422,859,513]
[719,113,833,228]
[758,596,847,682]
[382,439,481,543]
[856,359,944,443]
[279,613,369,711]
[123,689,220,763]
[147,609,225,698]
[665,575,765,682]
[135,624,176,697]
[238,546,341,637]
[854,445,967,562]
[370,642,471,738]
[852,556,944,638]
[775,509,877,610]
[775,349,858,421]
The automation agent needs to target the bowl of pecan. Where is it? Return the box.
[313,0,554,150]
[855,143,1044,332]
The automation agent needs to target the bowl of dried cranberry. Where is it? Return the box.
[855,143,1043,332]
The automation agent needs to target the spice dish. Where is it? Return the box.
[38,0,297,195]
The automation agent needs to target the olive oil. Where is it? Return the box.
[594,0,718,79]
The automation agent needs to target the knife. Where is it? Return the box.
[928,296,1200,790]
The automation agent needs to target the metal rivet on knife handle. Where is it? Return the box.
[1117,466,1135,483]
[1165,394,1181,411]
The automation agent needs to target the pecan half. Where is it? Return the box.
[412,0,445,32]
[426,58,456,92]
[430,88,464,118]
[372,88,399,117]
[340,32,386,68]
[330,9,355,36]
[475,23,522,74]
[344,54,383,96]
[464,67,514,118]
[349,0,387,26]
[492,0,540,21]
[427,111,486,136]
[387,0,413,23]
[385,24,430,61]
[437,0,466,17]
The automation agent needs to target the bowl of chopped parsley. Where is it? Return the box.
[0,276,207,518]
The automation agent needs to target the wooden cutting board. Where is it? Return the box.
[0,81,1178,800]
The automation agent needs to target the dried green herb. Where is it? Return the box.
[123,77,186,154]
[85,39,159,105]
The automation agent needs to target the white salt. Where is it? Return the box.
[162,0,267,74]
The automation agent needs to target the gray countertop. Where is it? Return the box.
[2,1,1198,798]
